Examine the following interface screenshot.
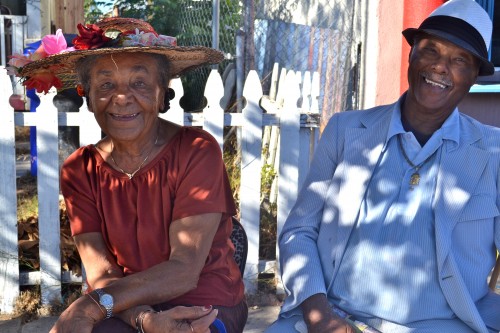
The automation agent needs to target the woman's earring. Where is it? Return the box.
[76,84,86,97]
[160,88,175,114]
[168,88,175,100]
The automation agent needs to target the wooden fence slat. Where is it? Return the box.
[302,71,312,111]
[275,68,287,107]
[276,70,301,293]
[311,71,320,114]
[162,78,184,125]
[269,63,280,102]
[78,101,102,147]
[0,20,4,68]
[0,67,19,313]
[36,90,62,305]
[14,109,318,129]
[203,69,225,150]
[240,70,263,293]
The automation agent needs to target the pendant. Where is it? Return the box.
[410,172,420,186]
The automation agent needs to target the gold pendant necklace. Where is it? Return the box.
[397,135,435,189]
[110,132,159,180]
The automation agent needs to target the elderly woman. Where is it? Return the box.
[10,18,246,333]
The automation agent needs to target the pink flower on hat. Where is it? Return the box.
[42,29,68,55]
[8,53,31,67]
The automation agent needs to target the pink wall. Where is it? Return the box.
[373,0,445,106]
[400,0,445,94]
[374,0,404,105]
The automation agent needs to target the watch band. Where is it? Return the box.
[94,288,114,319]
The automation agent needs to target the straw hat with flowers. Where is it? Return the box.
[8,17,224,94]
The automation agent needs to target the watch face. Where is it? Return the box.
[100,294,113,307]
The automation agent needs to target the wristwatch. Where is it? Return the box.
[94,288,114,319]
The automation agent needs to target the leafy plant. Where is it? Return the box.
[84,0,114,23]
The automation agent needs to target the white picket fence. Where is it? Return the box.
[0,64,320,314]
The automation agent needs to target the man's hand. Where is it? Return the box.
[301,294,357,333]
[143,305,218,333]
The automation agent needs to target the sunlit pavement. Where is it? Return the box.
[0,305,280,333]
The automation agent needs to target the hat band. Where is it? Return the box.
[418,15,488,59]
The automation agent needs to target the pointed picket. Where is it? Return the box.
[275,67,288,107]
[163,78,185,125]
[269,63,280,102]
[240,70,263,293]
[203,70,224,151]
[78,100,102,146]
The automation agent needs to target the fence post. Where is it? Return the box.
[0,67,19,313]
[203,70,224,150]
[240,70,263,293]
[162,78,185,125]
[36,90,62,306]
[78,101,102,147]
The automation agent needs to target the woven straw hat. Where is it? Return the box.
[13,17,224,92]
[402,0,494,76]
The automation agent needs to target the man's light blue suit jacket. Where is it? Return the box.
[278,100,500,332]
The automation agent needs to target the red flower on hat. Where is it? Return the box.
[73,23,112,50]
[24,71,63,94]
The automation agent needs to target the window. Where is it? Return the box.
[473,0,500,86]
[491,0,500,66]
[475,0,499,66]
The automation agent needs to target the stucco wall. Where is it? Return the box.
[375,0,404,106]
[361,0,404,109]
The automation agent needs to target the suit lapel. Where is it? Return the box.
[434,123,489,271]
[433,118,490,332]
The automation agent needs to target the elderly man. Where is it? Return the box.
[265,0,500,332]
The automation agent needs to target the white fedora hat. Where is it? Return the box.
[402,0,494,76]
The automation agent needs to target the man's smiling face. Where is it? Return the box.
[406,34,479,116]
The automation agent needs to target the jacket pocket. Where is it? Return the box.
[458,195,499,222]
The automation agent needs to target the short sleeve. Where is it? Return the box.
[171,129,236,221]
[60,146,102,236]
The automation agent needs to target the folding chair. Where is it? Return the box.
[229,216,248,276]
[212,217,248,333]
[489,255,500,291]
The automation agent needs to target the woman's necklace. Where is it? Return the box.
[110,133,159,180]
[397,135,435,189]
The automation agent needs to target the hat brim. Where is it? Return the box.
[19,45,224,89]
[403,28,495,76]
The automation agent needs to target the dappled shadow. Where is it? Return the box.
[280,135,499,324]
